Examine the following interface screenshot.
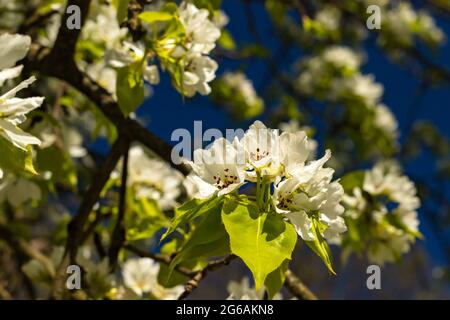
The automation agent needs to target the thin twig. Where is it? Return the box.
[177,255,237,300]
[284,269,318,300]
[124,243,196,277]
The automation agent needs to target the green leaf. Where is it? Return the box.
[0,135,37,175]
[157,240,190,287]
[340,170,365,193]
[192,0,222,12]
[161,196,223,240]
[218,30,236,50]
[112,0,130,23]
[126,198,168,241]
[221,197,297,289]
[264,259,289,300]
[116,63,145,116]
[384,213,424,239]
[139,11,174,24]
[169,202,230,272]
[36,146,77,188]
[305,216,336,275]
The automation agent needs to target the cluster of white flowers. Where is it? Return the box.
[314,5,341,33]
[374,104,399,141]
[108,41,161,86]
[213,70,264,119]
[222,72,263,109]
[343,161,420,265]
[297,46,362,96]
[80,2,128,95]
[381,3,445,48]
[122,258,184,299]
[0,33,44,178]
[120,145,183,210]
[169,2,222,97]
[296,46,399,141]
[189,120,347,243]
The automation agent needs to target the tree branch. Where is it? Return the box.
[177,255,237,300]
[51,137,128,299]
[124,243,196,277]
[284,269,318,300]
[124,243,237,299]
[109,142,130,270]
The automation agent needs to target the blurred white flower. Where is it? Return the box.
[212,10,229,29]
[122,258,183,299]
[223,72,262,107]
[382,3,445,47]
[82,3,127,50]
[344,161,421,265]
[373,104,399,140]
[315,5,341,32]
[122,258,159,296]
[340,74,384,106]
[322,46,362,71]
[127,146,183,210]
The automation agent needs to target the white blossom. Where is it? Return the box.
[177,2,221,55]
[122,258,183,299]
[279,120,318,160]
[240,121,284,179]
[126,146,183,210]
[373,104,399,140]
[314,5,341,32]
[108,41,160,85]
[383,3,445,47]
[0,34,44,150]
[122,258,159,296]
[223,72,262,107]
[344,161,421,265]
[190,137,246,199]
[180,53,218,97]
[273,150,346,242]
[322,46,362,71]
[335,74,383,106]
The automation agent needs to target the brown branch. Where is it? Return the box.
[124,243,196,277]
[51,137,128,299]
[177,255,237,300]
[109,142,130,270]
[284,269,318,300]
[124,243,237,299]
